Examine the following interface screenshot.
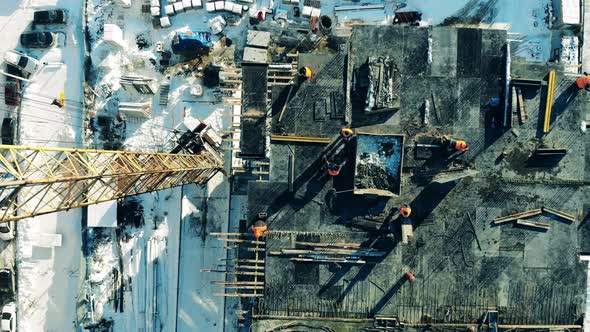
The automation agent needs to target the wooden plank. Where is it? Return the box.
[219,264,264,270]
[516,88,527,124]
[511,86,517,121]
[210,232,244,236]
[515,219,550,230]
[214,293,264,297]
[246,247,266,252]
[201,269,264,276]
[542,206,577,222]
[275,249,385,257]
[220,259,266,264]
[289,257,366,264]
[223,285,265,290]
[295,241,362,248]
[211,281,264,285]
[215,238,265,245]
[493,208,542,224]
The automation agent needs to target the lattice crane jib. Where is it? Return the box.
[0,145,224,222]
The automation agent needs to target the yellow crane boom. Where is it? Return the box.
[0,145,224,222]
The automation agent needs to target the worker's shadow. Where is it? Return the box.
[331,234,398,303]
[319,234,398,299]
[370,274,410,316]
[407,181,458,229]
[290,138,349,210]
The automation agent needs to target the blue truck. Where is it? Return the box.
[171,31,213,54]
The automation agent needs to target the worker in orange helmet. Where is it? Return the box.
[251,219,268,239]
[454,140,468,152]
[399,203,412,218]
[341,127,354,139]
[299,66,312,80]
[576,72,590,90]
[440,136,468,153]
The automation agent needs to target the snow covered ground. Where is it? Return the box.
[0,0,87,331]
[0,0,582,330]
[177,173,230,332]
[407,0,556,62]
[80,0,236,330]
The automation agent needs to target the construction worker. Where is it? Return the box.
[299,66,312,80]
[576,72,590,90]
[341,127,354,139]
[399,203,412,218]
[324,156,346,177]
[51,98,64,108]
[251,219,268,239]
[440,136,468,153]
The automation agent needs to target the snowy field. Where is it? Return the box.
[177,173,230,331]
[82,0,236,330]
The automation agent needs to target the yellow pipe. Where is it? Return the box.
[543,69,556,133]
[270,135,331,144]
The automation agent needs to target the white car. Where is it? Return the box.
[0,222,13,241]
[0,302,15,332]
[4,50,40,77]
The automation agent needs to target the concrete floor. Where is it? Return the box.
[245,25,589,326]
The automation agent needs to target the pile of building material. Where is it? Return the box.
[118,102,152,118]
[560,35,579,73]
[269,241,385,264]
[354,133,404,197]
[120,76,157,94]
[493,206,577,230]
[243,30,270,64]
[365,56,400,112]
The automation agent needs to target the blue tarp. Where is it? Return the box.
[171,31,213,54]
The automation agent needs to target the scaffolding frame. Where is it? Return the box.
[0,145,224,222]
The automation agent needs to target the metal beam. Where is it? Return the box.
[270,135,331,144]
[543,69,556,133]
[0,145,223,222]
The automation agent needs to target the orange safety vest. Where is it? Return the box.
[576,76,590,89]
[252,225,267,238]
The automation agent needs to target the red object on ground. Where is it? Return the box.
[405,271,416,282]
[327,168,340,176]
[4,80,19,106]
[257,11,265,21]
